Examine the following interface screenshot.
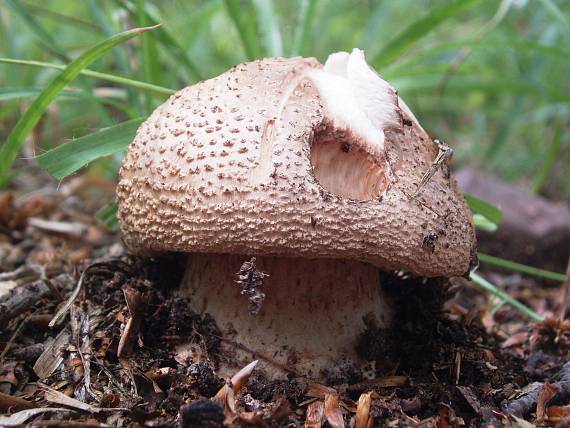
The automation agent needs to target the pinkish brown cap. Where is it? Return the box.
[117,49,476,277]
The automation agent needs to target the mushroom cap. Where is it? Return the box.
[117,51,476,277]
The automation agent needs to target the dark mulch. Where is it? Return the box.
[0,172,569,427]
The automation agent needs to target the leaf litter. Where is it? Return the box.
[0,167,569,427]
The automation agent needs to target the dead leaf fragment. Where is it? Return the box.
[355,392,373,428]
[0,391,34,411]
[438,403,465,428]
[536,382,558,422]
[502,332,528,349]
[456,385,481,414]
[324,393,345,428]
[0,407,71,426]
[304,401,324,428]
[546,405,570,424]
[40,383,128,413]
[213,360,258,424]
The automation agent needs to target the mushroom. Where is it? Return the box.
[117,49,476,379]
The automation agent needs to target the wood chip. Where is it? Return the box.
[546,405,570,424]
[324,393,345,428]
[304,401,324,428]
[40,384,128,413]
[28,217,89,238]
[0,407,71,426]
[456,386,481,414]
[536,382,558,422]
[213,360,258,423]
[355,392,373,428]
[229,359,258,394]
[0,391,35,412]
[307,382,337,399]
[33,329,70,379]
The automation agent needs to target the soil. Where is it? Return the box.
[0,170,569,427]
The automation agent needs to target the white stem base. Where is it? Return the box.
[181,254,392,379]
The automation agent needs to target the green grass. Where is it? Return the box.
[1,0,569,321]
[0,24,159,179]
[36,117,143,179]
[469,272,545,322]
[1,0,567,195]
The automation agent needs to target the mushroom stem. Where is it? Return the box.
[182,254,393,379]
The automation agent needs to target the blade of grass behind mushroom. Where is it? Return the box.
[469,272,545,322]
[536,0,570,41]
[251,0,283,57]
[291,0,318,56]
[559,258,570,322]
[371,0,480,68]
[222,0,262,60]
[36,118,144,180]
[0,24,160,181]
[464,192,503,226]
[115,0,203,82]
[532,119,564,194]
[478,253,567,283]
[0,58,175,96]
[3,0,119,126]
[4,0,69,61]
[96,201,120,232]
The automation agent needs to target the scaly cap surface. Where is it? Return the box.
[117,50,476,277]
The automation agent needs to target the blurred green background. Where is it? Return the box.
[1,0,569,199]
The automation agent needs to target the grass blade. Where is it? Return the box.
[87,0,142,112]
[135,0,161,112]
[0,58,175,96]
[383,37,570,76]
[478,253,567,282]
[20,2,101,33]
[472,213,498,232]
[470,272,544,322]
[117,0,203,81]
[0,25,159,181]
[532,120,563,194]
[223,0,262,60]
[5,0,116,126]
[371,0,479,69]
[0,87,138,115]
[464,193,502,225]
[0,87,44,101]
[390,75,570,103]
[536,0,570,40]
[292,0,318,56]
[96,201,120,231]
[36,118,143,180]
[4,0,69,61]
[252,0,283,56]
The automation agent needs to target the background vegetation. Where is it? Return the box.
[1,0,569,200]
[0,0,568,195]
[0,0,569,319]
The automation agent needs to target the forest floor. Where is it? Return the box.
[0,169,569,428]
